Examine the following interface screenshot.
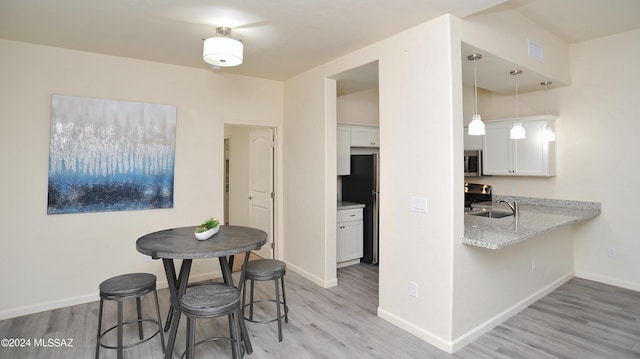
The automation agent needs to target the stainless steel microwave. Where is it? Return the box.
[464,150,482,177]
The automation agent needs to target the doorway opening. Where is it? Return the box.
[224,124,276,260]
[332,61,380,295]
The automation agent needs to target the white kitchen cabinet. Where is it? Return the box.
[464,126,484,150]
[350,125,380,147]
[482,116,556,176]
[337,124,351,175]
[337,208,363,264]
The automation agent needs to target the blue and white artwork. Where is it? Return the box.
[47,95,177,214]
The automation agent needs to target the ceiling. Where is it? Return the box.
[1,0,639,95]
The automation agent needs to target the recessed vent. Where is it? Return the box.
[528,40,544,62]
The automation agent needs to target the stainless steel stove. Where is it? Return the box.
[464,183,492,210]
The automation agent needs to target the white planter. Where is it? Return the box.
[194,225,219,240]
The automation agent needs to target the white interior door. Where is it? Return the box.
[249,128,274,259]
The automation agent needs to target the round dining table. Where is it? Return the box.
[136,225,267,359]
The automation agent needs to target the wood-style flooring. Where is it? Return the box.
[0,263,638,358]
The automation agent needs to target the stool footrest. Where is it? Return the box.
[180,336,245,359]
[243,300,289,324]
[98,319,162,350]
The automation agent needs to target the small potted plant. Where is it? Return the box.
[194,216,220,240]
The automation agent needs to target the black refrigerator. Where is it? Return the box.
[341,154,379,264]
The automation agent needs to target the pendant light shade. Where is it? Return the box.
[542,124,556,141]
[203,27,243,67]
[468,114,485,136]
[540,81,556,142]
[510,122,526,139]
[510,70,525,139]
[468,54,485,136]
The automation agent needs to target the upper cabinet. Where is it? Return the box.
[482,116,556,177]
[337,124,379,176]
[350,125,380,147]
[337,124,351,176]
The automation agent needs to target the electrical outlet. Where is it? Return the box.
[608,247,617,257]
[410,281,419,298]
[531,259,537,272]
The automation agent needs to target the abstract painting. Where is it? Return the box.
[47,95,177,214]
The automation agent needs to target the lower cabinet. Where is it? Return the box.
[337,208,363,265]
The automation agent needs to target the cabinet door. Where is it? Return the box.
[483,122,512,175]
[337,220,363,262]
[369,128,380,147]
[350,127,372,147]
[513,120,548,175]
[337,126,351,175]
[350,126,379,147]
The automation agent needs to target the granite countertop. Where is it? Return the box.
[463,196,601,250]
[338,201,365,210]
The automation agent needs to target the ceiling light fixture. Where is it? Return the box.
[540,81,556,142]
[510,70,525,139]
[467,54,485,136]
[203,27,243,67]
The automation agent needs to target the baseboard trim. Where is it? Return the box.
[575,271,640,292]
[377,307,453,353]
[0,293,98,321]
[450,272,574,352]
[286,262,337,288]
[0,269,222,321]
[375,273,574,354]
[337,258,361,268]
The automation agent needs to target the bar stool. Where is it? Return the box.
[242,259,289,342]
[95,273,165,359]
[181,284,244,359]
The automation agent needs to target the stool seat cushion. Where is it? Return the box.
[99,273,156,297]
[181,284,240,316]
[246,259,286,278]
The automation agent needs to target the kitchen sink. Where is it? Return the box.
[470,211,513,218]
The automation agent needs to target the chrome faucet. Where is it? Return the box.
[496,199,519,218]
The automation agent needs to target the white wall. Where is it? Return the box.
[284,15,461,349]
[0,39,283,319]
[477,29,640,291]
[337,87,379,126]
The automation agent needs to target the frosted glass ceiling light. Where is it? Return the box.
[203,27,243,67]
[467,54,485,136]
[541,81,556,142]
[510,70,525,139]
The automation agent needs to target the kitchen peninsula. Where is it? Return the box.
[463,196,601,250]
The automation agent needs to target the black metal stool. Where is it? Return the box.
[95,273,165,359]
[242,259,289,342]
[181,284,244,359]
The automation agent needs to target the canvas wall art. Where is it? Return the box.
[47,95,177,214]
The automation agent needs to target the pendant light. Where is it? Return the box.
[510,70,525,139]
[467,54,485,136]
[203,27,243,67]
[541,81,556,142]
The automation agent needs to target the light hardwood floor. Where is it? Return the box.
[0,263,638,358]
